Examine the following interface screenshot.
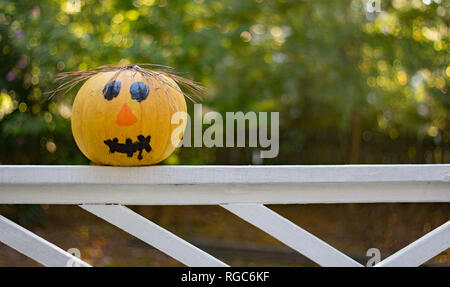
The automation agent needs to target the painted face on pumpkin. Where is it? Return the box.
[71,69,187,166]
[101,80,152,160]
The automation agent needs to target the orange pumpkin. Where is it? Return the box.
[71,66,187,166]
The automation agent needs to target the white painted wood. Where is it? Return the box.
[0,215,91,267]
[80,204,228,267]
[375,221,450,267]
[0,165,448,205]
[2,182,448,205]
[221,203,363,267]
[2,165,449,184]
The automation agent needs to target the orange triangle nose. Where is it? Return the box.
[116,103,137,126]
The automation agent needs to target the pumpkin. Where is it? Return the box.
[70,65,189,166]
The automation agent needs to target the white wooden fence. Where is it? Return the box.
[0,164,449,267]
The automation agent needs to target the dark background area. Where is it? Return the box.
[0,0,448,266]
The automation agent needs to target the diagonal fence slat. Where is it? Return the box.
[80,204,228,267]
[0,215,91,267]
[375,220,450,267]
[221,203,363,267]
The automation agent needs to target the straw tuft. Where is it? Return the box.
[45,64,203,103]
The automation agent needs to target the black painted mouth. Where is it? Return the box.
[104,135,151,160]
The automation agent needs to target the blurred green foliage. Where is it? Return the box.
[0,0,448,165]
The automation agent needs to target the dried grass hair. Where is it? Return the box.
[46,64,202,106]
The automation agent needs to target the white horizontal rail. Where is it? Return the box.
[0,165,448,205]
[2,165,449,184]
[80,204,228,267]
[375,221,450,267]
[222,204,363,267]
[0,215,91,267]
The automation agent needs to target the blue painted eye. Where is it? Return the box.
[130,82,149,102]
[102,81,121,100]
